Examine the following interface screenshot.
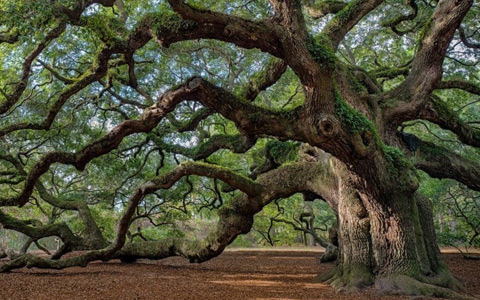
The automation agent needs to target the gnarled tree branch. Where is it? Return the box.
[323,0,385,50]
[418,99,480,148]
[400,132,480,191]
[384,0,473,127]
[303,0,347,19]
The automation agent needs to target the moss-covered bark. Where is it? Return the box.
[311,154,470,299]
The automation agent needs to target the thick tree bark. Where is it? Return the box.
[311,154,468,299]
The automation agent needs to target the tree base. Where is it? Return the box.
[319,245,338,263]
[314,265,474,300]
[374,275,471,300]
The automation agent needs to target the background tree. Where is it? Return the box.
[420,176,480,257]
[0,0,479,299]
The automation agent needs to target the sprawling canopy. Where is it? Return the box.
[0,0,479,298]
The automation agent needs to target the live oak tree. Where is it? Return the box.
[0,0,479,298]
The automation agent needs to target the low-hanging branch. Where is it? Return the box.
[0,154,106,249]
[0,210,86,253]
[0,159,329,272]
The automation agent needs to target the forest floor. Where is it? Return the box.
[0,248,478,300]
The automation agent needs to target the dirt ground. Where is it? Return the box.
[0,249,478,300]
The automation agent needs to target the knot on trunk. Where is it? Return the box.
[223,23,242,38]
[316,114,339,138]
[187,77,203,90]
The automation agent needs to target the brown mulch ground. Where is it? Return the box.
[0,250,478,300]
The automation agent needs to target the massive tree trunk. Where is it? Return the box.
[310,153,466,298]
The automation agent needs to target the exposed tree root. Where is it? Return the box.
[313,265,474,300]
[0,248,117,272]
[313,265,339,283]
[463,254,480,260]
[320,244,338,263]
[330,267,374,292]
[313,265,374,292]
[418,264,464,292]
[375,275,474,300]
[449,245,480,261]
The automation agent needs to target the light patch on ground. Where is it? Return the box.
[210,279,280,287]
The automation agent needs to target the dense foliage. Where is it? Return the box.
[0,0,479,298]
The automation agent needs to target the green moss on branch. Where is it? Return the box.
[145,11,197,38]
[266,140,300,164]
[334,90,376,135]
[306,35,336,69]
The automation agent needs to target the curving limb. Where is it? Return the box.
[0,77,299,207]
[0,0,120,115]
[244,58,288,102]
[0,22,67,115]
[151,134,256,160]
[436,79,480,97]
[384,0,474,127]
[0,46,115,137]
[303,0,347,19]
[0,80,194,207]
[418,99,480,148]
[161,0,283,56]
[185,77,303,139]
[458,26,480,49]
[0,161,158,272]
[0,4,286,139]
[399,132,480,191]
[322,0,386,51]
[0,154,106,249]
[381,0,418,36]
[166,108,213,132]
[166,56,289,133]
[111,161,333,264]
[0,210,86,254]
